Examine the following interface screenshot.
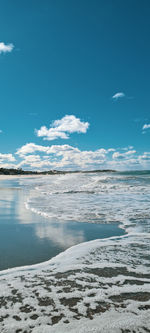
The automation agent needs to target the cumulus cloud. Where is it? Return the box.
[0,42,14,54]
[112,92,125,100]
[16,143,79,157]
[16,143,49,156]
[112,150,136,160]
[35,115,89,141]
[0,153,16,162]
[112,152,125,160]
[19,154,41,165]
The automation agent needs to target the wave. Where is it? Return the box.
[24,172,150,235]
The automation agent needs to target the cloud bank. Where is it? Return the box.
[11,143,150,171]
[0,143,149,171]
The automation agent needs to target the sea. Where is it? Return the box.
[0,170,149,332]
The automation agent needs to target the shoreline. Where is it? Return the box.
[0,174,46,180]
[0,172,149,332]
[0,176,125,272]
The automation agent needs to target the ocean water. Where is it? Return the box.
[0,171,150,332]
[25,170,150,233]
[0,173,125,270]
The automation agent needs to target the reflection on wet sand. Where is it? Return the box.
[0,177,124,270]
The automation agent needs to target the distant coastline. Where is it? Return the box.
[0,167,116,176]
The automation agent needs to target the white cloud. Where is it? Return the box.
[16,143,115,170]
[108,148,116,152]
[0,153,16,162]
[0,142,147,171]
[112,152,125,160]
[16,143,49,156]
[0,141,148,171]
[16,143,145,171]
[124,150,136,156]
[0,163,17,169]
[0,42,14,54]
[142,124,150,130]
[112,92,125,100]
[112,150,136,160]
[122,146,134,151]
[16,143,80,157]
[138,152,150,161]
[19,154,41,166]
[35,115,89,141]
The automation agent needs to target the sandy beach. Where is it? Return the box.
[0,175,46,180]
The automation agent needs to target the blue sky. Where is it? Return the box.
[0,0,150,170]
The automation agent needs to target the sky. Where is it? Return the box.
[0,0,150,171]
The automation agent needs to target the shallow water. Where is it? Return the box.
[0,176,124,270]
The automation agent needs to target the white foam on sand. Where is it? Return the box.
[0,233,150,333]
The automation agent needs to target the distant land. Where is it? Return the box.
[0,168,116,175]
